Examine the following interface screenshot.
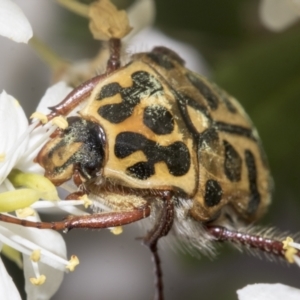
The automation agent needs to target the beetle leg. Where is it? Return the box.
[143,191,174,300]
[207,225,300,260]
[106,38,121,74]
[47,74,106,120]
[44,38,122,121]
[65,191,86,200]
[0,207,150,231]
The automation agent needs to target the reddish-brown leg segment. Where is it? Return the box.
[143,192,174,300]
[207,225,300,259]
[47,38,122,121]
[47,74,107,121]
[0,195,173,300]
[106,38,121,74]
[0,207,150,231]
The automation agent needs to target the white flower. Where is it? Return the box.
[125,0,207,74]
[259,0,300,31]
[237,283,300,300]
[0,83,83,300]
[0,0,33,43]
[0,254,21,299]
[237,238,300,299]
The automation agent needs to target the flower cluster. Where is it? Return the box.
[0,82,83,298]
[0,3,84,298]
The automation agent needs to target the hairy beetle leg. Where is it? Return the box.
[207,226,300,260]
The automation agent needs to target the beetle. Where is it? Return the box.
[1,35,299,300]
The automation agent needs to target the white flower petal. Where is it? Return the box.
[237,283,300,300]
[128,27,208,74]
[3,220,67,270]
[15,124,51,174]
[17,82,72,174]
[0,91,28,184]
[36,81,73,114]
[1,221,67,300]
[23,254,64,300]
[259,0,300,31]
[125,0,156,40]
[0,243,21,300]
[23,228,66,300]
[0,0,33,43]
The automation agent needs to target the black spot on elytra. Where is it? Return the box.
[97,71,163,123]
[186,72,219,110]
[216,122,256,140]
[245,149,261,215]
[115,132,190,180]
[204,179,223,207]
[143,105,174,135]
[221,95,237,113]
[146,52,175,70]
[223,140,242,182]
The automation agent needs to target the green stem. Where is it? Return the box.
[29,36,69,72]
[56,0,90,17]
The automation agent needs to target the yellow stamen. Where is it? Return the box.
[16,207,36,218]
[66,255,79,272]
[30,249,41,262]
[79,194,92,208]
[52,116,68,129]
[282,236,297,263]
[30,275,46,285]
[0,189,40,212]
[8,169,59,201]
[30,112,48,124]
[110,226,123,235]
[88,0,132,41]
[0,153,5,162]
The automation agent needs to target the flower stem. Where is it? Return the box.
[56,0,89,17]
[29,36,69,73]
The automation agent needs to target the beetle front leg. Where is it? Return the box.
[106,38,121,73]
[47,74,107,120]
[0,207,150,231]
[143,191,174,300]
